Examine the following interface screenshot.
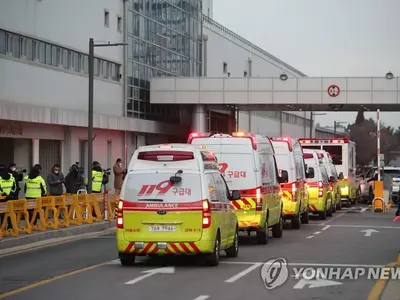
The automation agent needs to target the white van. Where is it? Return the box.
[188,132,283,245]
[118,144,241,266]
[270,137,310,229]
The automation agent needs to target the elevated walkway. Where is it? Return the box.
[150,76,400,111]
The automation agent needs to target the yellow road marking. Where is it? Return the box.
[367,261,398,300]
[0,230,114,259]
[0,261,110,299]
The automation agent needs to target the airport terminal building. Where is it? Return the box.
[0,0,313,182]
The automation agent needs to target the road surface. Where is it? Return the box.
[0,206,399,300]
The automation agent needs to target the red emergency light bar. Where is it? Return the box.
[231,132,257,150]
[187,132,212,143]
[187,132,258,150]
[270,136,293,151]
[299,138,349,144]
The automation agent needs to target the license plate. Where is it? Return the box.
[148,225,176,232]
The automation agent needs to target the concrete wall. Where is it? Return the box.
[0,59,122,116]
[0,0,123,61]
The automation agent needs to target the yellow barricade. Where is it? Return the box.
[7,200,31,236]
[54,195,70,228]
[0,192,117,239]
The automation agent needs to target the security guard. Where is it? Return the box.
[24,166,47,225]
[87,161,109,193]
[0,164,17,229]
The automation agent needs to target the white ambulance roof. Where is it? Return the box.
[128,143,218,172]
[190,133,274,154]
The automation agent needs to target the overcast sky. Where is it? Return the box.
[213,0,400,129]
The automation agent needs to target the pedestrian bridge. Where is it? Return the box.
[150,76,400,111]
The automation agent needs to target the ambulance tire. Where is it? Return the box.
[291,214,301,230]
[256,220,269,244]
[225,229,239,257]
[327,200,333,217]
[332,201,337,213]
[205,233,220,266]
[119,253,136,266]
[319,203,327,220]
[272,216,283,238]
[301,208,309,224]
[336,200,342,211]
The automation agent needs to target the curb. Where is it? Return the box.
[367,251,400,300]
[0,221,115,255]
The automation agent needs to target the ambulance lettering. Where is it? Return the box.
[145,203,178,208]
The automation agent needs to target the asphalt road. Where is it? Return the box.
[0,206,399,300]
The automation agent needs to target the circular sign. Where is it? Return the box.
[327,85,340,97]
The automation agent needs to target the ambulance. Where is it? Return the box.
[299,138,358,206]
[116,144,241,266]
[270,137,311,229]
[303,149,333,219]
[188,132,283,245]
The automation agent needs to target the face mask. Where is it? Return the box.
[118,163,122,167]
[11,168,16,172]
[54,170,59,174]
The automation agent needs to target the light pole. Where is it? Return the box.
[87,38,127,193]
[309,112,326,137]
[333,121,347,137]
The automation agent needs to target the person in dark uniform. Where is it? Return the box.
[8,163,24,199]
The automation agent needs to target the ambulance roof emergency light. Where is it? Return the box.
[187,132,212,143]
[270,136,293,151]
[232,132,258,150]
[299,137,349,144]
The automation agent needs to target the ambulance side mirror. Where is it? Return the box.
[338,172,344,180]
[230,190,241,201]
[329,176,335,182]
[278,170,289,183]
[306,167,315,179]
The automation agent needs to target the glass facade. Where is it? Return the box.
[127,0,203,122]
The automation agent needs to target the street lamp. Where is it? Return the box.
[333,121,348,136]
[310,112,326,138]
[280,73,288,81]
[385,71,394,80]
[87,38,127,193]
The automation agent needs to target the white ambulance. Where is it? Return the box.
[188,132,284,245]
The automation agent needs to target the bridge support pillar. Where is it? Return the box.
[192,104,207,132]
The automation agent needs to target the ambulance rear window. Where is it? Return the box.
[138,151,194,161]
[122,172,202,203]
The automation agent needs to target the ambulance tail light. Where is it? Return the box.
[255,188,262,211]
[202,200,211,229]
[117,200,124,229]
[291,183,297,201]
[187,132,212,143]
[303,153,314,159]
[232,132,257,150]
[318,181,324,197]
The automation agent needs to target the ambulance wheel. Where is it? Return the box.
[225,230,239,257]
[272,216,283,238]
[336,200,342,211]
[256,220,269,244]
[291,214,301,230]
[301,208,309,224]
[332,201,337,213]
[119,253,136,266]
[319,204,327,220]
[327,201,333,217]
[205,233,220,266]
